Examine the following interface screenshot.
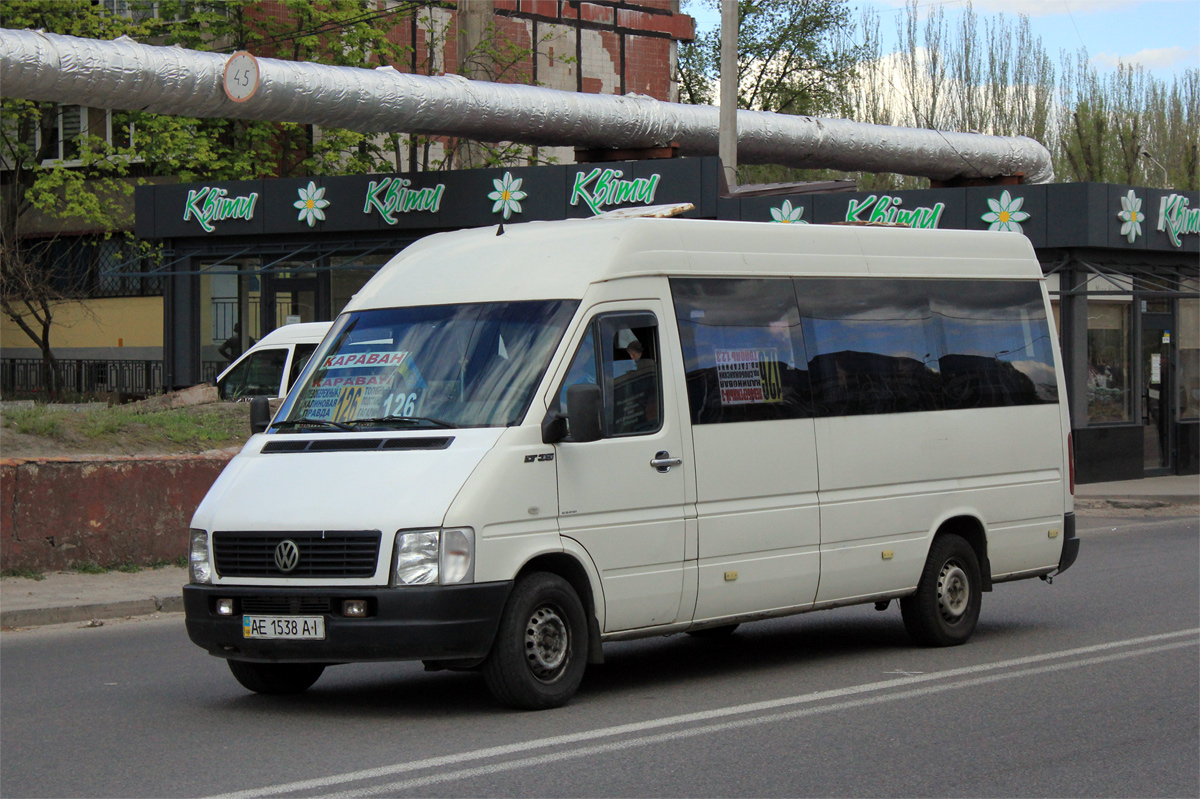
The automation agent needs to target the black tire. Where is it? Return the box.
[901,534,982,647]
[686,623,740,638]
[483,572,588,710]
[227,660,325,695]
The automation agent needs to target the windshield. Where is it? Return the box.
[280,300,577,430]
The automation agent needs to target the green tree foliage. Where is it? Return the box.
[678,0,861,115]
[676,0,863,185]
[679,0,1197,192]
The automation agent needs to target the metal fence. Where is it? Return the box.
[1,358,164,396]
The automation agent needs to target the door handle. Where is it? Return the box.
[651,451,682,473]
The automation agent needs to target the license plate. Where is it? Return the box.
[242,615,326,640]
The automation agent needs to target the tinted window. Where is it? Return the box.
[796,279,943,416]
[671,278,810,424]
[218,348,288,400]
[930,280,1058,407]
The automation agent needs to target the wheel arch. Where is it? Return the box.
[933,514,992,591]
[516,551,605,664]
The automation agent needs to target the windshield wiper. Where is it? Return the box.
[345,416,457,429]
[272,418,354,431]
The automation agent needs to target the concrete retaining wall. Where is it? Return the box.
[0,451,235,571]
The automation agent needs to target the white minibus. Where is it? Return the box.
[184,217,1078,709]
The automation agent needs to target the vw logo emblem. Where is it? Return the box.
[274,539,300,573]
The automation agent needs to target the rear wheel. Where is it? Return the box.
[901,534,982,647]
[483,572,587,710]
[227,660,325,695]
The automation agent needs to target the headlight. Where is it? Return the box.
[391,530,439,585]
[189,529,212,584]
[390,529,475,586]
[440,528,475,585]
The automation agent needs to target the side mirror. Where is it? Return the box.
[249,395,272,435]
[565,383,602,443]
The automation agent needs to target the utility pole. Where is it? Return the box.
[718,0,738,189]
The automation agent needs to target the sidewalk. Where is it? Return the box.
[1,566,187,629]
[1074,474,1199,507]
[2,476,1196,630]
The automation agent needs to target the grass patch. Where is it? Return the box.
[112,562,142,573]
[147,556,188,569]
[3,406,62,438]
[0,567,46,581]
[1,401,250,456]
[138,408,242,445]
[72,560,107,575]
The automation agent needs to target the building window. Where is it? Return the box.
[1180,299,1199,420]
[7,105,135,168]
[1086,302,1133,423]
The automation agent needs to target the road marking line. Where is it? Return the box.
[324,639,1199,798]
[204,628,1199,799]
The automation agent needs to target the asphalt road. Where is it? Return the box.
[2,512,1197,799]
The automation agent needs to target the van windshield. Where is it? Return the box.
[280,300,577,430]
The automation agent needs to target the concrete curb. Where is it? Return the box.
[0,594,183,629]
[1075,496,1198,509]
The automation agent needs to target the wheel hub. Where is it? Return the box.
[937,561,970,622]
[524,605,568,681]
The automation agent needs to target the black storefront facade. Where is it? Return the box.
[134,157,1199,481]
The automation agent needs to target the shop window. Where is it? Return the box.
[1180,299,1199,420]
[1086,302,1133,423]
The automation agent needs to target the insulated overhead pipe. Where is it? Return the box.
[0,28,1054,183]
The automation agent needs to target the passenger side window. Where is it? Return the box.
[557,313,663,437]
[796,279,944,416]
[930,280,1058,407]
[671,277,811,424]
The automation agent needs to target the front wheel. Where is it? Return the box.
[483,572,588,710]
[227,660,325,695]
[901,534,982,647]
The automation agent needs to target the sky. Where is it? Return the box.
[686,0,1200,82]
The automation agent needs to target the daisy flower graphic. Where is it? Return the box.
[293,181,330,227]
[1117,190,1143,243]
[488,172,527,220]
[981,190,1030,233]
[769,199,806,223]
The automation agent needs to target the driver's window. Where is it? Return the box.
[558,313,662,438]
[602,316,661,436]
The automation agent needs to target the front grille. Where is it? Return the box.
[240,596,334,614]
[213,531,381,578]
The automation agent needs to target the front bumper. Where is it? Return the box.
[184,581,512,663]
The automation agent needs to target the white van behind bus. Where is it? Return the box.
[185,218,1078,709]
[214,321,331,401]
